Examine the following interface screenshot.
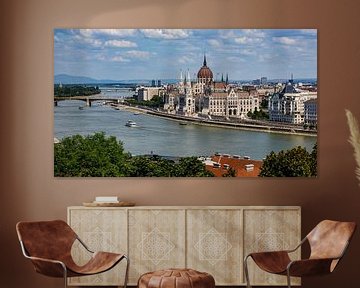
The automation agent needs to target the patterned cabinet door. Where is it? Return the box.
[68,208,128,286]
[243,208,301,286]
[128,209,186,284]
[187,209,243,285]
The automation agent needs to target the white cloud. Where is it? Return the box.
[273,37,298,45]
[178,55,194,64]
[111,56,129,62]
[126,50,151,59]
[300,29,317,35]
[243,29,266,38]
[226,56,246,63]
[95,29,137,37]
[74,34,103,47]
[234,36,263,45]
[208,39,221,48]
[78,29,94,38]
[219,30,237,39]
[140,29,191,39]
[95,54,106,61]
[104,40,137,48]
[79,29,137,37]
[240,49,256,56]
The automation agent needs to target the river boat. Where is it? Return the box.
[125,120,137,127]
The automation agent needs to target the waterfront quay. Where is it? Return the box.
[111,102,316,137]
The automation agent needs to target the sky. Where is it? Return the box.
[54,29,317,81]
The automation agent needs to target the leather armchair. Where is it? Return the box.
[244,220,356,288]
[16,220,129,288]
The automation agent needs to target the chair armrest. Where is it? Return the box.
[25,255,67,278]
[287,258,336,277]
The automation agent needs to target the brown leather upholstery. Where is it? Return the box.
[138,269,215,288]
[246,220,356,283]
[16,220,125,278]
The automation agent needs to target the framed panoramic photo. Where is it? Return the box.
[54,29,317,177]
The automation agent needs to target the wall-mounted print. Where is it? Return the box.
[54,29,317,177]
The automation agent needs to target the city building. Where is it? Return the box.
[137,87,164,101]
[268,80,317,124]
[164,54,260,119]
[304,99,317,127]
[204,154,263,177]
[260,77,268,85]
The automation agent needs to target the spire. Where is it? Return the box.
[226,73,229,85]
[221,73,224,82]
[187,69,191,85]
[203,54,207,66]
[180,69,183,81]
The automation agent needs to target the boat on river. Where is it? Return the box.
[125,120,137,127]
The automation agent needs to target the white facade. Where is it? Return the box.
[269,82,317,124]
[304,99,317,126]
[137,87,163,101]
[202,89,259,119]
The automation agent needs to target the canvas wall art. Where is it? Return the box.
[54,29,317,177]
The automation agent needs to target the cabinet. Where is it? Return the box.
[68,206,300,286]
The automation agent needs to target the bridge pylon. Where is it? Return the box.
[86,97,91,107]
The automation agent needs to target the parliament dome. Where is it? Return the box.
[197,55,213,80]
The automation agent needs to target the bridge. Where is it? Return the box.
[54,96,123,107]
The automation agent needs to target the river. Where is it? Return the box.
[54,94,317,160]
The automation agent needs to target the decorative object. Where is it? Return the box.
[16,220,129,288]
[345,109,360,185]
[68,206,300,286]
[54,29,317,178]
[138,268,215,288]
[83,201,135,207]
[244,220,356,288]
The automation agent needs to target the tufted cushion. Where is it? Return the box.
[138,268,215,288]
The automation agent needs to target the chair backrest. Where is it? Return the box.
[16,220,77,261]
[307,220,356,261]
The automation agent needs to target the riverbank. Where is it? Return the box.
[112,103,317,137]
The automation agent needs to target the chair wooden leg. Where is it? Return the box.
[244,255,252,288]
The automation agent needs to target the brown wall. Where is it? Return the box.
[1,0,360,287]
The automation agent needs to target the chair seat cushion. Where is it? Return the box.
[138,268,215,288]
[67,252,124,277]
[250,251,291,274]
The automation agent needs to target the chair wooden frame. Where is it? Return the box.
[243,220,356,288]
[16,220,129,288]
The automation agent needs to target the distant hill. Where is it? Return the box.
[54,74,119,84]
[55,74,317,85]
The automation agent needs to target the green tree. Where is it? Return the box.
[310,143,317,176]
[222,167,237,177]
[259,145,317,177]
[54,132,131,176]
[174,157,214,177]
[54,134,214,177]
[54,84,100,97]
[128,155,175,177]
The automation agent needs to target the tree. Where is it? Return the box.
[174,157,214,177]
[55,133,214,177]
[259,144,317,177]
[128,155,175,177]
[54,132,131,176]
[222,167,237,177]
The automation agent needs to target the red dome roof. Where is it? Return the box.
[197,55,213,80]
[197,66,213,79]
